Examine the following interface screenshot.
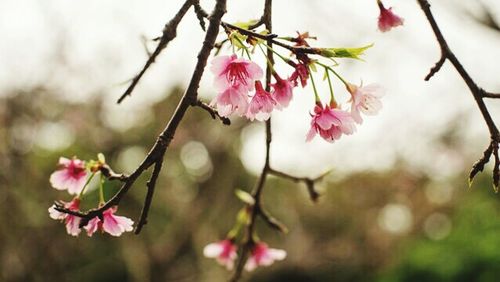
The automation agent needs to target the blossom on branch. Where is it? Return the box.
[247,81,277,121]
[203,239,238,270]
[49,157,88,195]
[271,75,294,109]
[210,84,249,117]
[48,198,82,236]
[85,207,134,237]
[377,0,404,32]
[347,83,384,124]
[290,63,309,87]
[306,103,356,142]
[211,54,263,92]
[245,242,287,271]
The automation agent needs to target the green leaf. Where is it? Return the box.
[235,189,255,205]
[320,43,374,60]
[97,153,106,163]
[233,19,260,30]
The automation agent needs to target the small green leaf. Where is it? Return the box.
[233,19,260,30]
[235,189,255,205]
[97,153,106,163]
[320,43,374,60]
[309,63,317,72]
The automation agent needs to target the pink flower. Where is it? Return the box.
[271,75,294,109]
[246,81,277,121]
[347,83,384,124]
[84,207,134,237]
[290,63,309,87]
[48,198,82,236]
[377,0,404,32]
[49,157,88,195]
[210,84,249,117]
[245,242,286,271]
[306,104,356,143]
[203,239,238,270]
[211,54,263,92]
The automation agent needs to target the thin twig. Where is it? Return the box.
[193,99,231,125]
[268,168,329,202]
[417,0,500,189]
[135,157,164,234]
[117,0,196,104]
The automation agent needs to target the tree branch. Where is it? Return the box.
[193,99,231,125]
[417,0,500,189]
[117,0,196,104]
[135,157,164,234]
[268,169,329,202]
[56,0,228,228]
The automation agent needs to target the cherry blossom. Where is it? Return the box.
[210,84,249,117]
[48,198,82,237]
[245,242,287,271]
[247,81,277,121]
[306,103,356,142]
[85,207,134,237]
[271,75,294,109]
[347,83,384,124]
[290,63,309,87]
[377,0,404,32]
[211,54,263,92]
[203,239,238,270]
[49,157,88,195]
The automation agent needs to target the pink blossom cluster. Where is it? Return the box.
[210,54,295,121]
[48,157,133,237]
[307,83,385,142]
[203,239,286,272]
[209,53,384,143]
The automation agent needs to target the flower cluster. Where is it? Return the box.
[203,239,286,272]
[48,156,133,237]
[210,54,295,121]
[209,30,384,143]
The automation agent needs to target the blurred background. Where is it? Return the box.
[1,0,500,281]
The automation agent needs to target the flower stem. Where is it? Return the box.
[308,66,321,103]
[257,43,276,76]
[262,43,291,66]
[233,35,252,60]
[324,67,337,105]
[315,61,349,87]
[99,174,105,204]
[78,172,96,198]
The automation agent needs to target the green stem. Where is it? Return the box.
[308,66,321,103]
[262,42,290,66]
[257,43,276,75]
[78,172,96,198]
[99,174,105,204]
[316,61,349,87]
[324,67,337,105]
[233,35,252,60]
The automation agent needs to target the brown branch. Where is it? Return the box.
[417,0,500,190]
[99,164,128,182]
[56,0,228,228]
[482,91,500,99]
[268,169,329,202]
[193,0,208,31]
[135,157,164,234]
[117,0,196,104]
[220,21,321,56]
[193,99,231,125]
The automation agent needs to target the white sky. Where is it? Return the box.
[1,0,499,178]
